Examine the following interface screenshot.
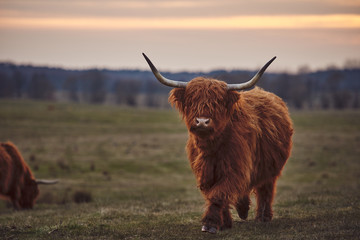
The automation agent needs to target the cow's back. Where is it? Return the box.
[239,87,293,186]
[0,142,28,197]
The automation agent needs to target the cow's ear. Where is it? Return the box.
[227,90,240,110]
[169,88,186,114]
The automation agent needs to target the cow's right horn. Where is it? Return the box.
[227,56,276,90]
[143,53,188,88]
[36,179,59,185]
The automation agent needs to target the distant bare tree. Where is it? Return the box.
[81,70,106,104]
[144,80,161,108]
[63,76,79,102]
[272,74,291,102]
[12,70,26,98]
[353,93,360,109]
[0,72,15,98]
[114,79,140,106]
[321,94,331,109]
[326,71,346,109]
[344,59,360,70]
[28,73,55,100]
[333,91,352,109]
[289,75,307,109]
[297,65,312,75]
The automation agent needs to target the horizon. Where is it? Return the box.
[2,57,359,75]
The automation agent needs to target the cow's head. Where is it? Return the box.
[143,53,275,139]
[19,174,39,209]
[168,77,240,139]
[20,173,58,209]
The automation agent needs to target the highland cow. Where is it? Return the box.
[0,142,57,209]
[143,53,293,234]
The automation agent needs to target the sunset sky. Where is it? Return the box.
[0,0,359,72]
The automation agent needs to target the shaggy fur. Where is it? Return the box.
[169,77,293,231]
[0,142,39,209]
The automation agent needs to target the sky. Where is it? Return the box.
[0,0,359,72]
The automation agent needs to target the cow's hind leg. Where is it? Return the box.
[255,179,276,222]
[11,199,20,210]
[235,194,250,220]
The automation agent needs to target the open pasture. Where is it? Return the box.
[0,100,359,239]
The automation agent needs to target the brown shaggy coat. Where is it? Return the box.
[0,142,39,209]
[169,77,293,231]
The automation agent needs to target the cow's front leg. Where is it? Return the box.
[11,199,21,210]
[221,204,232,230]
[201,198,226,234]
[236,194,251,220]
[198,162,215,192]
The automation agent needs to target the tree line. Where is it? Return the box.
[0,62,359,109]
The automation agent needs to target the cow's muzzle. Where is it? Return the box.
[196,118,210,127]
[190,118,214,137]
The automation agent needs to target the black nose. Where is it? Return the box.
[196,118,210,127]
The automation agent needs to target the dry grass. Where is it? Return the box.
[0,100,359,239]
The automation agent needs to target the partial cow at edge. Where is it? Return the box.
[143,53,294,234]
[0,142,58,210]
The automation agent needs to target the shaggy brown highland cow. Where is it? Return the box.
[0,142,57,209]
[143,53,293,234]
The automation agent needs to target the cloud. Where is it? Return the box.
[1,0,359,18]
[1,0,358,71]
[1,14,359,30]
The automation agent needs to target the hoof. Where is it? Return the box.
[220,223,232,231]
[237,210,248,220]
[255,216,272,222]
[201,225,217,234]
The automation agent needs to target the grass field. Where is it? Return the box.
[0,100,359,240]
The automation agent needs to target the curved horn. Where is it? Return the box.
[142,53,187,88]
[36,179,59,185]
[227,56,276,90]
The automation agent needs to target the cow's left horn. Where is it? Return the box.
[142,53,188,88]
[36,179,59,185]
[227,56,276,90]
